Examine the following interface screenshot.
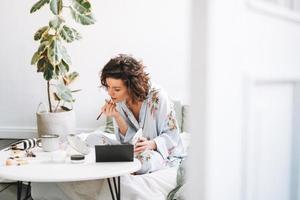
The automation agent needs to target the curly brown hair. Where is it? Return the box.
[100,54,151,102]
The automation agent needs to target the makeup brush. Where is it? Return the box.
[96,112,103,120]
[96,99,112,120]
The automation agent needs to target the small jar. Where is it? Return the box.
[70,154,85,164]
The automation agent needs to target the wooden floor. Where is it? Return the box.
[0,139,19,150]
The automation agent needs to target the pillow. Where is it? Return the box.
[179,132,191,155]
[172,100,183,132]
[181,105,190,132]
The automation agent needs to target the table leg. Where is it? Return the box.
[25,182,31,199]
[107,176,121,200]
[118,176,120,200]
[16,181,32,200]
[17,181,22,200]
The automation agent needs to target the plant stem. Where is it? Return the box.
[47,81,53,112]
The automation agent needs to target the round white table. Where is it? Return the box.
[0,147,141,200]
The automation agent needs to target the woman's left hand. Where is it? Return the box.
[134,136,156,153]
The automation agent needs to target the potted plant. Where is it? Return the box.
[30,0,95,138]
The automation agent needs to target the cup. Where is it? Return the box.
[39,134,60,152]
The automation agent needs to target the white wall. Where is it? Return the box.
[189,0,300,199]
[0,0,191,138]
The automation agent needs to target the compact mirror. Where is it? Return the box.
[67,134,90,155]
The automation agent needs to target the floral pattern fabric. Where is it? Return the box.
[113,86,184,174]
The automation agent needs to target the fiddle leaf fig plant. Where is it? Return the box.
[30,0,95,112]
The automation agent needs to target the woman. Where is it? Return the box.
[100,54,184,174]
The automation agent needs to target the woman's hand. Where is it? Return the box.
[100,99,128,135]
[101,99,119,118]
[134,136,157,154]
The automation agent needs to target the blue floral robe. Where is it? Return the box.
[113,87,184,174]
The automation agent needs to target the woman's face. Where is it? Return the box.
[105,78,130,103]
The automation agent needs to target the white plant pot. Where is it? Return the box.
[36,105,76,141]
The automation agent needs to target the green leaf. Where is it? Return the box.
[55,60,69,75]
[49,17,64,30]
[59,25,74,42]
[41,32,54,43]
[36,58,54,80]
[70,7,96,25]
[54,65,60,75]
[71,89,81,93]
[32,40,50,65]
[43,62,54,80]
[63,71,79,85]
[61,60,69,71]
[68,71,79,83]
[48,39,62,66]
[31,52,41,65]
[34,26,48,41]
[59,25,82,43]
[71,28,82,40]
[37,57,47,72]
[38,41,49,53]
[30,0,50,13]
[50,0,63,15]
[55,83,74,103]
[61,105,72,111]
[71,0,91,14]
[59,44,72,65]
